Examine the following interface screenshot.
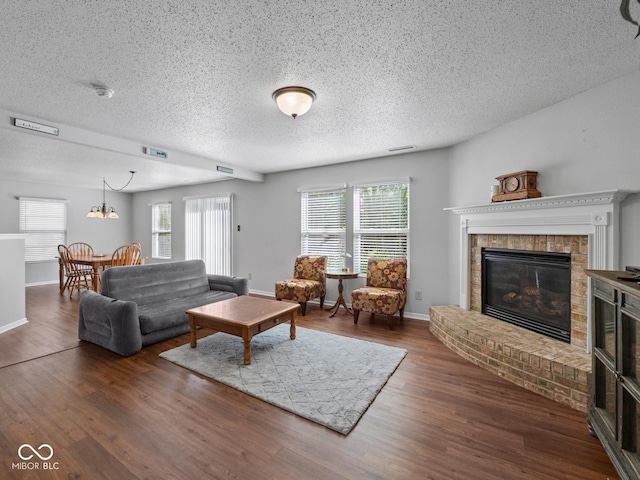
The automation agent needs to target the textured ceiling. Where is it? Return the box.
[0,1,639,191]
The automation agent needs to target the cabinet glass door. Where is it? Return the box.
[594,356,617,435]
[621,306,640,474]
[622,297,640,387]
[593,285,618,437]
[594,295,616,360]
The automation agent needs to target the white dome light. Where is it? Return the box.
[272,86,316,119]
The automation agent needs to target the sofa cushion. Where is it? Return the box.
[137,290,237,334]
[101,260,211,305]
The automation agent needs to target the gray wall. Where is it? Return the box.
[132,150,451,318]
[0,178,134,284]
[446,69,640,303]
[6,70,639,309]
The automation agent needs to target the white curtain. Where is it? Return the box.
[184,195,232,275]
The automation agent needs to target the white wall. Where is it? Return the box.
[132,150,451,318]
[0,235,26,333]
[0,178,134,284]
[447,70,640,303]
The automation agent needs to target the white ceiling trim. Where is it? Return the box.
[0,108,264,186]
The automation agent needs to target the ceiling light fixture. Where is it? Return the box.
[272,86,316,119]
[87,171,136,219]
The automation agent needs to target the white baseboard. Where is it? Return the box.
[26,280,59,287]
[249,289,275,298]
[407,312,430,321]
[248,289,430,321]
[0,317,28,335]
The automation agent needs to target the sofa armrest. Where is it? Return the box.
[78,290,142,357]
[207,274,249,296]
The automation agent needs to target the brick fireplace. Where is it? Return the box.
[471,234,588,347]
[430,190,631,411]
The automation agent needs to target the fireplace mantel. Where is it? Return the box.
[446,190,632,216]
[446,190,635,311]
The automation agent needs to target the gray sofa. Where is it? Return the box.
[78,259,248,356]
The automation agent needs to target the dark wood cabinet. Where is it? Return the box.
[586,270,640,480]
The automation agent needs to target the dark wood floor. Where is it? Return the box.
[0,285,619,479]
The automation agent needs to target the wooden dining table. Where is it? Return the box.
[58,254,114,292]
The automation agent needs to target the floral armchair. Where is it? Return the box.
[275,255,327,315]
[351,257,407,329]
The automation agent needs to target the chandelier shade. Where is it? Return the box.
[86,203,119,219]
[87,171,135,219]
[272,86,316,118]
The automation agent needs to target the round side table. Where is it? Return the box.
[325,270,359,317]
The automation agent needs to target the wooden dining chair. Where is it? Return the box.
[67,242,94,275]
[127,243,142,265]
[130,242,143,264]
[111,243,142,267]
[67,242,94,258]
[57,244,92,298]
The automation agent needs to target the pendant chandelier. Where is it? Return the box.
[87,171,136,219]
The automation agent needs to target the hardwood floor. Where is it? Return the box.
[0,285,619,479]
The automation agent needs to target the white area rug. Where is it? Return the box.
[159,325,407,434]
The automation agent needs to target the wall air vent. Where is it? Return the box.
[388,145,416,152]
[13,118,59,136]
[143,146,168,159]
[216,166,234,174]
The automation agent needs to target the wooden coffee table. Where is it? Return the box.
[187,296,299,365]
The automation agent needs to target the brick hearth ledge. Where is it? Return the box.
[429,305,590,411]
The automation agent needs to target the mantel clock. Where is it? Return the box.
[492,170,541,202]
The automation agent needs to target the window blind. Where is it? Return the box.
[152,203,172,259]
[19,197,67,262]
[301,188,346,270]
[353,182,409,274]
[185,195,232,275]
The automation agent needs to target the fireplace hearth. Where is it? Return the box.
[434,190,631,411]
[482,248,571,342]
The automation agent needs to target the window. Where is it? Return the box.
[301,188,346,270]
[151,202,172,259]
[184,194,232,275]
[353,181,409,274]
[19,197,67,262]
